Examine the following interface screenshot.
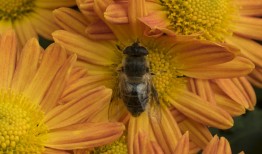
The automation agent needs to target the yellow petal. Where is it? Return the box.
[43,148,71,154]
[45,86,112,130]
[237,0,262,16]
[31,8,59,40]
[45,122,125,150]
[180,56,254,79]
[78,0,99,23]
[53,8,88,35]
[23,43,67,103]
[11,38,41,92]
[167,88,233,129]
[0,30,17,89]
[35,0,75,9]
[247,67,262,88]
[0,20,12,33]
[13,16,38,45]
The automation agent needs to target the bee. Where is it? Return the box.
[111,42,160,117]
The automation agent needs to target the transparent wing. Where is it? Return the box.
[108,72,127,122]
[144,74,162,122]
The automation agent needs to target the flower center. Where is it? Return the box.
[0,90,47,153]
[148,50,185,103]
[0,0,35,21]
[92,135,127,154]
[160,0,237,41]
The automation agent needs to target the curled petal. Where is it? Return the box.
[104,1,128,24]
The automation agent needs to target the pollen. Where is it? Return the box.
[0,0,35,21]
[148,49,185,103]
[92,135,127,154]
[0,90,48,153]
[160,0,237,41]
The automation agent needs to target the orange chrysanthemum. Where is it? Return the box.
[0,31,125,153]
[52,0,255,153]
[0,0,76,45]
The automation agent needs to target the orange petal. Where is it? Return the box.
[86,20,116,40]
[215,93,246,117]
[178,119,212,149]
[234,16,262,41]
[45,86,112,130]
[94,0,133,41]
[53,8,88,35]
[78,0,99,23]
[43,148,71,154]
[213,77,256,110]
[187,78,216,105]
[237,0,262,16]
[180,56,254,79]
[226,35,262,68]
[23,43,67,103]
[40,54,77,113]
[52,30,118,65]
[60,75,113,103]
[247,67,262,88]
[167,88,233,129]
[150,107,182,154]
[104,1,128,24]
[173,132,189,154]
[203,136,232,154]
[0,30,17,89]
[11,38,41,92]
[45,122,125,150]
[170,40,237,69]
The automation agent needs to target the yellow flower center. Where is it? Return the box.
[0,90,48,153]
[160,0,237,41]
[0,0,35,21]
[147,49,185,103]
[92,135,127,154]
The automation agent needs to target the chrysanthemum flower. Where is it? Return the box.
[0,30,125,153]
[133,0,262,87]
[0,0,76,45]
[52,0,254,153]
[94,0,258,113]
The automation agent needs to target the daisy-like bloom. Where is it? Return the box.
[0,30,125,153]
[97,0,258,114]
[52,0,254,153]
[134,0,262,88]
[0,0,76,45]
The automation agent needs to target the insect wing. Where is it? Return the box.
[108,73,127,121]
